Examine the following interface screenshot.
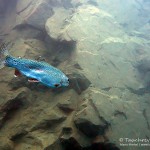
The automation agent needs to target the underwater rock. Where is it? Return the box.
[48,39,76,67]
[10,131,59,150]
[71,0,89,7]
[61,137,82,150]
[0,138,14,150]
[0,1,150,150]
[56,89,78,113]
[60,127,73,139]
[136,58,150,74]
[44,139,63,150]
[60,124,89,149]
[45,4,139,90]
[68,72,91,94]
[61,124,98,149]
[61,135,120,150]
[0,87,29,129]
[30,111,66,131]
[11,24,46,40]
[45,8,72,42]
[10,129,28,142]
[46,5,119,43]
[59,112,91,149]
[139,23,150,40]
[77,87,150,149]
[74,98,109,137]
[9,76,27,91]
[86,142,120,150]
[16,0,33,14]
[71,0,98,7]
[134,58,150,90]
[4,39,47,59]
[73,63,83,70]
[16,0,54,30]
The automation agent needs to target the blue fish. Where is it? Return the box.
[0,43,69,88]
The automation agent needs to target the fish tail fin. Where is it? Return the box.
[0,43,9,69]
[0,43,9,56]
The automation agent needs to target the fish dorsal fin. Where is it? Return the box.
[36,56,46,62]
[14,69,22,77]
[38,61,50,66]
[28,78,39,83]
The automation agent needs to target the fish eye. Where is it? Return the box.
[68,79,69,82]
[54,84,60,88]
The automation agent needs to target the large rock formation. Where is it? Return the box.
[16,0,54,30]
[0,0,150,150]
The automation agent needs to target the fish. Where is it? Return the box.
[0,43,69,88]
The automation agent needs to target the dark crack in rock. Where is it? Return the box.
[143,109,150,130]
[61,137,82,150]
[10,130,28,142]
[114,110,127,120]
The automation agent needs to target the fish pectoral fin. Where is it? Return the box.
[14,69,22,77]
[28,78,39,83]
[54,84,60,88]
